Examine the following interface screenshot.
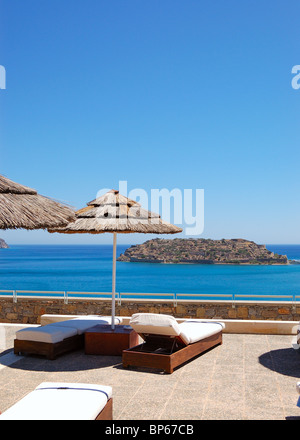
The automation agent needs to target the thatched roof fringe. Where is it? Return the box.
[48,189,182,235]
[0,175,37,195]
[0,175,76,230]
[88,190,138,208]
[76,204,160,220]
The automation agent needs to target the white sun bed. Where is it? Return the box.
[292,324,300,350]
[14,316,122,359]
[46,316,122,334]
[0,382,113,420]
[122,313,224,373]
[296,382,300,408]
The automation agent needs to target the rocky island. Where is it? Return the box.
[118,238,289,265]
[0,239,8,249]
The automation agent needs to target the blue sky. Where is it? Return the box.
[0,0,300,245]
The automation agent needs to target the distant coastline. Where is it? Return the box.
[118,238,289,265]
[0,239,8,249]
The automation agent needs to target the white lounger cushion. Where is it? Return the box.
[291,324,300,350]
[47,316,122,335]
[0,382,112,420]
[71,315,123,324]
[15,325,78,344]
[129,313,224,345]
[15,316,123,342]
[178,321,224,345]
[296,382,300,408]
[130,313,181,337]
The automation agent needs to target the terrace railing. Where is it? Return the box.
[0,289,299,306]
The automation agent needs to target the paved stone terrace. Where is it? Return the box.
[0,324,300,420]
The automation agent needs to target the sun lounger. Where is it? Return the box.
[14,316,122,359]
[292,324,300,350]
[0,382,113,420]
[296,382,300,408]
[122,313,224,374]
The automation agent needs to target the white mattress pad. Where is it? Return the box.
[15,316,123,342]
[15,324,78,344]
[0,382,112,420]
[129,313,224,345]
[46,316,121,335]
[178,321,224,345]
[130,313,181,336]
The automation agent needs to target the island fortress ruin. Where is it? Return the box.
[118,238,288,265]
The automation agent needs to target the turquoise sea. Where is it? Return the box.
[0,244,300,301]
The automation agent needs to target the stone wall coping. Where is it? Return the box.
[40,314,299,335]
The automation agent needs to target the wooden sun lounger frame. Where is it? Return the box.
[95,398,113,420]
[14,334,84,360]
[122,330,222,374]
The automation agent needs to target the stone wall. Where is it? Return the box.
[0,297,300,324]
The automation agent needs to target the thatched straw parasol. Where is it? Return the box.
[49,189,182,329]
[0,174,75,230]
